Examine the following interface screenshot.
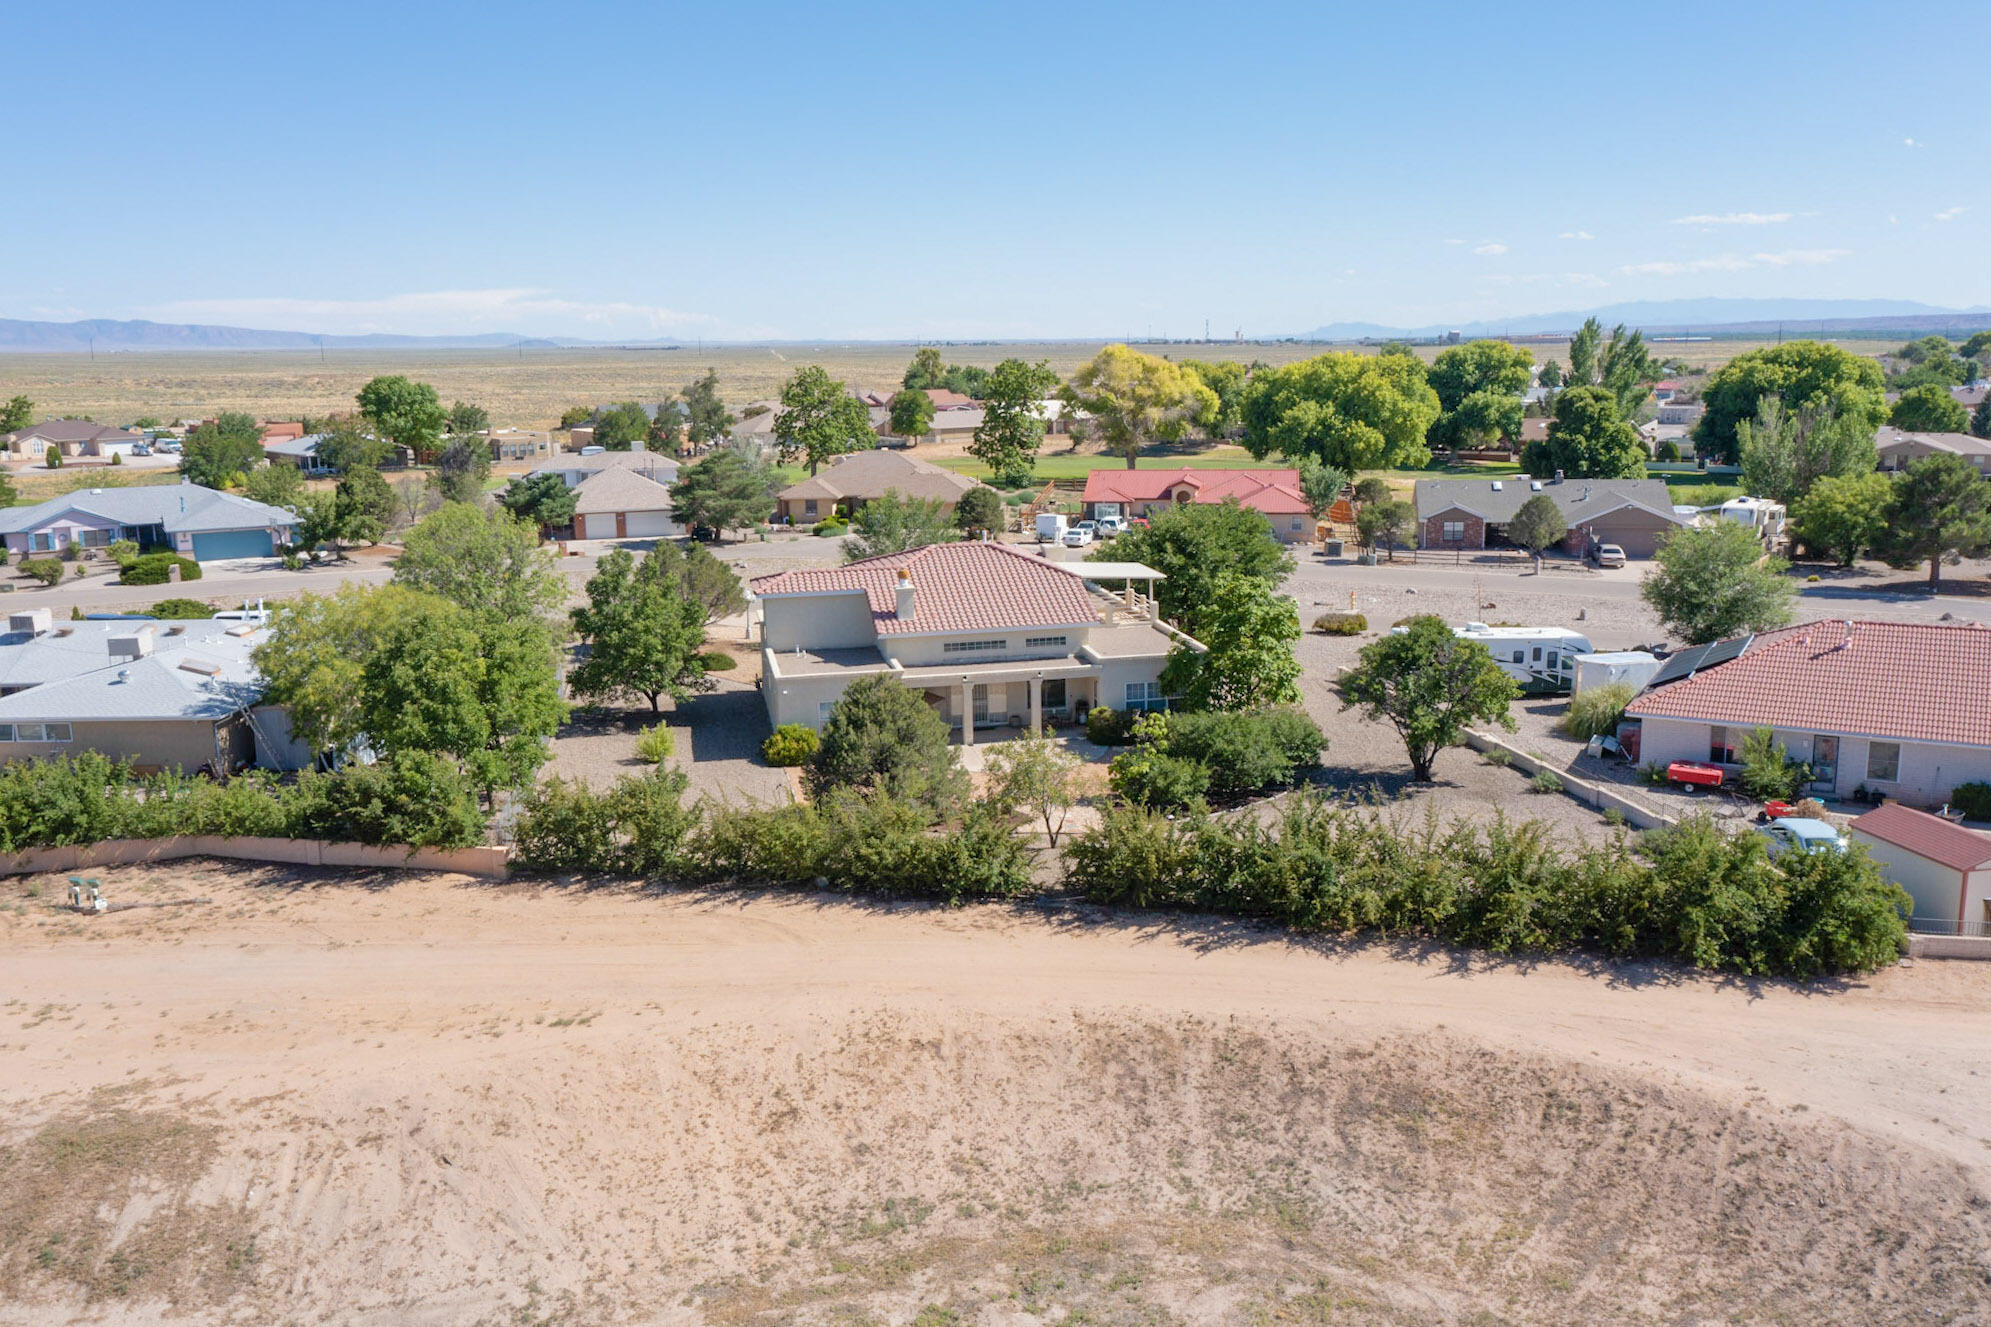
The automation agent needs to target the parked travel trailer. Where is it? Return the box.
[1454,623,1595,694]
[1034,512,1069,544]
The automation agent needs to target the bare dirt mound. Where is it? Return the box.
[6,1014,1987,1325]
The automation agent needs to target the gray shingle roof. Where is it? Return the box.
[1412,475,1684,527]
[570,467,676,515]
[0,620,266,722]
[0,483,299,537]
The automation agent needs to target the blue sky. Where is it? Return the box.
[7,0,1985,340]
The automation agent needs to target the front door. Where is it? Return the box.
[615,512,628,538]
[1810,735,1839,790]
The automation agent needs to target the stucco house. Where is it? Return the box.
[0,482,299,561]
[0,610,312,774]
[485,428,554,462]
[570,467,681,540]
[774,450,979,525]
[1414,474,1687,558]
[529,446,678,489]
[1625,619,1991,807]
[1874,426,1991,474]
[2,419,146,459]
[749,541,1199,740]
[1080,468,1313,542]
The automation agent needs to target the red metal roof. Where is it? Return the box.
[749,541,1103,637]
[1850,802,1991,872]
[1625,619,1991,747]
[1081,467,1308,515]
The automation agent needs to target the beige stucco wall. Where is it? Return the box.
[1635,717,1991,806]
[1,720,224,774]
[1851,833,1966,926]
[1090,653,1172,711]
[760,662,882,730]
[761,592,877,652]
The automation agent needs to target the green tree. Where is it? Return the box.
[1974,396,1991,441]
[1566,319,1600,389]
[1063,344,1219,469]
[590,401,650,450]
[669,448,776,539]
[1520,385,1646,479]
[982,727,1083,846]
[644,539,746,622]
[843,490,958,562]
[1352,475,1393,507]
[44,444,60,470]
[681,369,734,447]
[393,502,564,619]
[1159,574,1302,711]
[332,467,394,547]
[1179,359,1249,438]
[1097,499,1294,635]
[1537,360,1564,390]
[777,366,876,474]
[497,472,579,536]
[567,548,711,713]
[1597,323,1660,419]
[0,395,32,433]
[253,584,449,754]
[970,357,1059,484]
[954,484,1004,537]
[355,375,448,463]
[647,400,686,450]
[1506,493,1568,571]
[1641,521,1795,644]
[1355,499,1414,559]
[180,411,264,487]
[1890,383,1969,433]
[314,416,392,473]
[242,460,304,510]
[1789,471,1893,567]
[1875,453,1991,590]
[901,346,946,390]
[429,434,491,505]
[1427,340,1532,448]
[1339,615,1518,780]
[887,387,934,444]
[1240,351,1440,472]
[1297,458,1349,523]
[445,401,489,434]
[807,673,965,810]
[1960,331,1991,361]
[559,405,596,430]
[1737,397,1879,504]
[359,604,565,797]
[1696,341,1889,463]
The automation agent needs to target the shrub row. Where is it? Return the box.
[510,778,1033,904]
[1061,797,1907,978]
[0,751,486,852]
[1108,706,1325,808]
[119,553,202,586]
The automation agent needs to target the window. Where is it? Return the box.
[804,499,818,518]
[77,528,111,548]
[1024,635,1067,649]
[1512,649,1525,663]
[29,532,55,552]
[818,701,835,720]
[1290,516,1304,532]
[1126,680,1168,712]
[943,639,1005,654]
[1531,646,1542,662]
[1042,679,1067,710]
[0,725,12,741]
[1710,725,1736,764]
[1442,521,1465,542]
[1546,650,1558,670]
[15,723,71,743]
[1867,741,1900,783]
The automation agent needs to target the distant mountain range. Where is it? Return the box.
[1300,299,1991,341]
[0,318,605,353]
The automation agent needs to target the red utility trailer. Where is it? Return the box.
[1666,761,1725,789]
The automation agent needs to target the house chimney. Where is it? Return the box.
[895,567,915,620]
[1553,470,1564,483]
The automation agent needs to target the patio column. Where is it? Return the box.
[1028,677,1042,735]
[959,679,974,746]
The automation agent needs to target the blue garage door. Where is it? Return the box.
[190,529,275,561]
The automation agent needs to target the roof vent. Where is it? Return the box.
[177,657,222,677]
[1530,481,1542,491]
[1490,481,1503,492]
[225,624,255,637]
[116,668,129,683]
[8,609,51,637]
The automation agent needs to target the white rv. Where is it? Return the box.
[1454,622,1594,695]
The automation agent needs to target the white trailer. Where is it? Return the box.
[1454,623,1594,695]
[1570,650,1662,696]
[1035,512,1068,544]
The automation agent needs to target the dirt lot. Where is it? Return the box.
[3,864,1989,1326]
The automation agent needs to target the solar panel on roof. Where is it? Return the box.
[1641,633,1752,690]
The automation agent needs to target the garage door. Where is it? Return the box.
[622,509,676,537]
[190,529,274,561]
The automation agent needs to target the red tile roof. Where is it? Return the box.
[749,540,1103,637]
[1081,467,1308,516]
[1625,619,1991,747]
[1850,803,1991,872]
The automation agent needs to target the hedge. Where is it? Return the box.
[119,553,202,586]
[1061,797,1908,978]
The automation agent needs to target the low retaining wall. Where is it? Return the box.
[1908,932,1991,961]
[0,836,509,879]
[1464,730,1678,831]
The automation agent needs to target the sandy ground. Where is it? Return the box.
[3,863,1989,1326]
